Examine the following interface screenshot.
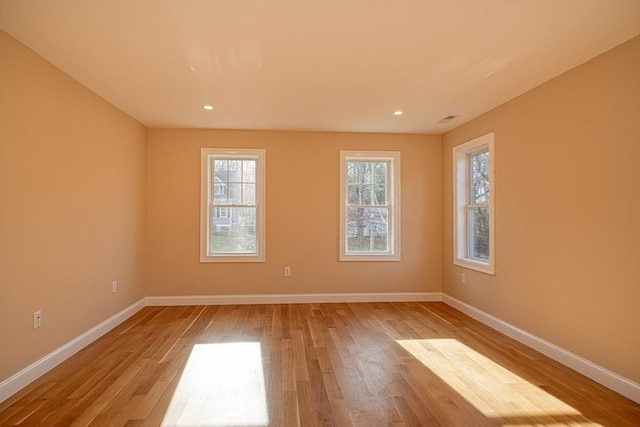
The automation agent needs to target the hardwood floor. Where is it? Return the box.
[0,302,638,426]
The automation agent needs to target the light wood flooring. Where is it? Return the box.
[0,302,638,426]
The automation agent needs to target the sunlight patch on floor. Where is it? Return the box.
[161,342,269,427]
[396,338,602,426]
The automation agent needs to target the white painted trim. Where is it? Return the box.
[200,148,266,263]
[146,292,441,306]
[339,150,401,262]
[442,294,640,403]
[0,298,146,404]
[452,132,495,275]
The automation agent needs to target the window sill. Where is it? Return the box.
[454,258,495,275]
[200,255,265,263]
[340,254,401,262]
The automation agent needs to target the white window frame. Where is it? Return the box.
[453,133,495,274]
[200,148,266,262]
[340,150,401,261]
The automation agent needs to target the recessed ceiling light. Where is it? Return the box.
[393,111,403,116]
[203,105,214,110]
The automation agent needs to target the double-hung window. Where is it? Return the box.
[340,150,400,261]
[453,133,495,274]
[200,148,265,262]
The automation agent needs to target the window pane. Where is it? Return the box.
[347,185,360,205]
[347,162,360,184]
[373,162,387,184]
[346,220,359,238]
[347,227,369,252]
[242,183,256,205]
[360,185,372,205]
[469,206,489,260]
[472,180,489,204]
[362,163,373,184]
[470,151,489,204]
[227,183,242,204]
[214,188,227,205]
[228,160,242,182]
[242,160,256,183]
[346,207,361,222]
[214,159,228,177]
[373,185,386,205]
[213,160,228,203]
[471,152,488,178]
[346,207,388,252]
[211,207,257,254]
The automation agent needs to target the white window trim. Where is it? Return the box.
[453,133,495,274]
[339,150,401,262]
[200,148,266,263]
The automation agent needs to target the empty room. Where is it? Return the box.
[0,1,639,426]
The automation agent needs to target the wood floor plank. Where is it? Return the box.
[0,302,638,426]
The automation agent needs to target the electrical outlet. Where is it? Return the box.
[33,311,42,329]
[284,267,291,277]
[461,273,466,284]
[112,280,118,293]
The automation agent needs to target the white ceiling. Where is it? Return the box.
[1,1,638,134]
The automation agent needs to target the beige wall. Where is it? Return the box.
[0,32,147,382]
[442,37,640,382]
[146,129,441,296]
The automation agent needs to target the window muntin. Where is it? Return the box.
[340,151,400,261]
[200,148,265,262]
[453,133,495,274]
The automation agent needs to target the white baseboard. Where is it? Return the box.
[145,292,442,306]
[0,298,146,404]
[442,294,640,403]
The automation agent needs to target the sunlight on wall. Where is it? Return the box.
[161,342,269,427]
[396,339,602,426]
